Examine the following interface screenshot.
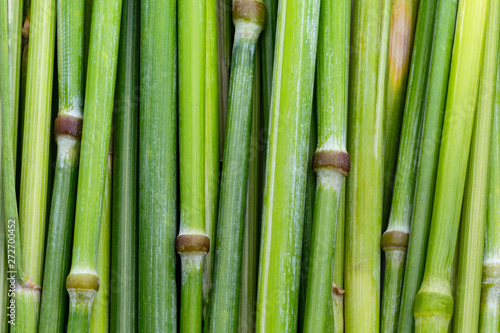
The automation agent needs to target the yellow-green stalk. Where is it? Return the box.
[414,0,488,331]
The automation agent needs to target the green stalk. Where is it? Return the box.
[203,0,220,321]
[65,0,122,330]
[38,0,84,331]
[260,0,277,129]
[382,0,419,225]
[453,1,500,330]
[90,150,112,333]
[15,0,56,329]
[302,0,350,331]
[414,0,489,331]
[380,0,438,330]
[207,2,264,331]
[138,0,177,331]
[0,115,7,333]
[345,0,386,331]
[177,0,206,331]
[397,1,457,331]
[255,0,321,330]
[239,48,262,333]
[332,183,346,333]
[479,51,500,333]
[110,0,138,330]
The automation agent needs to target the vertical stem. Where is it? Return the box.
[453,0,500,330]
[345,0,385,331]
[302,0,350,331]
[177,0,206,331]
[332,183,346,333]
[260,0,277,130]
[138,0,177,331]
[255,0,321,330]
[0,117,7,333]
[414,0,488,331]
[110,0,138,331]
[66,0,122,330]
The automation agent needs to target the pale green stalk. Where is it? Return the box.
[414,0,489,331]
[255,0,321,330]
[0,114,7,333]
[453,1,500,330]
[332,183,346,333]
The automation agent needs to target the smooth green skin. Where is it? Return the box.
[178,0,206,331]
[202,0,220,321]
[138,0,177,331]
[344,0,384,332]
[479,57,500,333]
[66,0,122,330]
[332,184,346,333]
[38,0,84,331]
[90,155,112,333]
[414,0,489,331]
[255,0,320,330]
[261,0,277,130]
[397,1,456,331]
[110,0,138,331]
[381,0,437,330]
[208,16,263,332]
[238,47,262,333]
[382,0,419,226]
[453,2,500,331]
[0,121,7,333]
[302,0,349,331]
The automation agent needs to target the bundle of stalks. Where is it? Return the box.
[414,0,489,331]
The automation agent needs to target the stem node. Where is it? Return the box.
[312,150,350,176]
[381,230,409,251]
[233,0,266,28]
[176,234,210,254]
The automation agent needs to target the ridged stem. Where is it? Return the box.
[345,0,385,331]
[302,0,350,331]
[332,183,346,333]
[138,0,177,331]
[0,122,7,333]
[66,0,122,330]
[397,1,457,331]
[110,0,138,330]
[255,0,321,330]
[453,2,500,331]
[260,0,277,129]
[414,0,489,331]
[90,151,112,333]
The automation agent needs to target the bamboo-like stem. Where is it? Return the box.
[238,48,262,333]
[203,0,220,321]
[344,0,386,331]
[453,2,500,330]
[414,0,489,331]
[65,0,122,330]
[302,0,350,331]
[138,0,177,331]
[90,150,112,333]
[260,0,277,130]
[177,0,207,331]
[255,0,321,330]
[14,0,56,329]
[208,2,264,331]
[479,51,500,333]
[110,0,138,331]
[382,0,419,225]
[380,0,438,330]
[38,0,84,331]
[397,1,457,331]
[332,183,346,333]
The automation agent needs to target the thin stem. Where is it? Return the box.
[260,0,277,130]
[344,0,385,331]
[0,119,7,333]
[255,0,321,330]
[414,0,489,331]
[453,1,500,330]
[66,0,122,330]
[110,0,138,330]
[332,183,346,333]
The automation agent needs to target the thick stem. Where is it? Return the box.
[414,0,489,331]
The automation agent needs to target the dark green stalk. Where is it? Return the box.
[302,0,350,331]
[414,0,488,331]
[255,0,321,330]
[38,0,84,331]
[110,0,138,330]
[260,0,277,130]
[332,183,346,333]
[138,0,177,331]
[239,47,262,333]
[397,1,457,331]
[66,0,122,330]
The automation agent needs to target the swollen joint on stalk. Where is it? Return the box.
[233,0,266,40]
[54,114,83,141]
[312,150,351,177]
[176,234,210,256]
[381,230,409,251]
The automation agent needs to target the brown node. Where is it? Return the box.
[381,230,409,251]
[233,0,266,28]
[66,273,100,292]
[54,114,83,140]
[22,17,30,39]
[176,234,210,254]
[332,283,345,296]
[22,278,41,291]
[312,150,351,176]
